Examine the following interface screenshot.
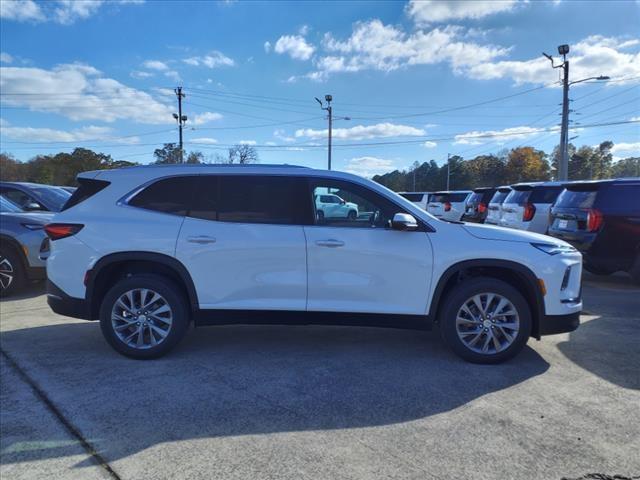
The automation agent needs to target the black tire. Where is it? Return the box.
[583,262,615,276]
[99,274,190,359]
[438,277,532,364]
[0,247,25,297]
[347,210,357,221]
[316,210,325,223]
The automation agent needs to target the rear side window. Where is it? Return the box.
[129,176,195,215]
[449,193,470,202]
[62,178,110,211]
[600,183,640,210]
[504,189,531,205]
[530,186,562,204]
[490,189,510,204]
[432,194,448,203]
[215,175,311,225]
[555,188,598,208]
[466,192,483,204]
[400,193,424,202]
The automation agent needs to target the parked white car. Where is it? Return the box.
[315,193,359,221]
[427,191,472,221]
[500,182,564,234]
[399,192,433,211]
[485,186,512,225]
[45,165,582,364]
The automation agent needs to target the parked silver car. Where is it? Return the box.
[0,181,71,212]
[0,196,53,295]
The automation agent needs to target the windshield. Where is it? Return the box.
[31,186,72,211]
[504,189,531,205]
[0,195,23,213]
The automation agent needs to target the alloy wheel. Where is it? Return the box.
[455,293,520,355]
[110,288,173,350]
[0,256,14,291]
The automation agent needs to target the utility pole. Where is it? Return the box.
[315,95,333,170]
[543,45,609,181]
[446,153,451,190]
[173,87,187,163]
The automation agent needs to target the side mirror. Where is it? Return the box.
[392,213,418,231]
[340,199,346,205]
[24,202,43,211]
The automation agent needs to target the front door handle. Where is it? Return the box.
[315,239,345,248]
[187,235,217,245]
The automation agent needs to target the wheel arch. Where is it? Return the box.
[86,252,199,319]
[428,259,545,339]
[0,234,28,270]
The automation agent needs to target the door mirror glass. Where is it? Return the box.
[392,213,418,231]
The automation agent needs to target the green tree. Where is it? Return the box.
[153,143,182,164]
[185,151,204,164]
[0,153,24,181]
[504,147,550,184]
[228,144,259,164]
[610,157,640,177]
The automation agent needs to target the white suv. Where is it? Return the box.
[427,191,472,221]
[500,182,564,234]
[315,193,359,221]
[45,165,582,364]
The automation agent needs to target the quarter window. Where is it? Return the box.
[129,176,196,215]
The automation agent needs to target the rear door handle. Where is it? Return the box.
[187,235,216,244]
[315,239,345,248]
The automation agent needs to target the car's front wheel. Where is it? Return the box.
[439,277,532,364]
[0,247,25,297]
[99,274,190,359]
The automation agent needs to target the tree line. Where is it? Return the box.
[0,140,637,189]
[0,143,259,186]
[373,141,639,192]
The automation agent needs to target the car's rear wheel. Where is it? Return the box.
[0,248,25,297]
[99,274,189,359]
[347,210,357,221]
[439,277,531,364]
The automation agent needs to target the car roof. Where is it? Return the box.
[561,177,640,187]
[472,187,496,192]
[0,181,52,188]
[432,190,472,195]
[510,181,564,190]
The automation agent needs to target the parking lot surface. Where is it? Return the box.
[1,273,639,480]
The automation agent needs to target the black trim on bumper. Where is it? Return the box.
[47,280,94,320]
[26,266,46,281]
[538,312,580,336]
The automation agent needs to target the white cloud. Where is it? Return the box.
[239,140,257,145]
[307,20,508,80]
[274,35,315,61]
[296,122,426,141]
[0,62,174,124]
[164,70,181,81]
[130,70,153,79]
[142,60,169,71]
[190,137,218,145]
[343,156,398,177]
[299,25,310,36]
[406,0,518,25]
[183,51,235,68]
[192,112,223,125]
[468,35,640,85]
[0,0,143,24]
[423,141,437,148]
[0,0,44,22]
[274,129,295,142]
[0,121,139,144]
[0,52,13,64]
[264,41,272,53]
[630,116,640,122]
[454,126,550,145]
[611,142,640,156]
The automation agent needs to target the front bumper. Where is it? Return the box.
[538,312,580,336]
[47,280,93,320]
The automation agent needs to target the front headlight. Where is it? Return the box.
[531,242,576,255]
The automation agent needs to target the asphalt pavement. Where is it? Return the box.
[1,272,639,480]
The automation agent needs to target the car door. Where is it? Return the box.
[0,187,45,211]
[175,175,310,311]
[304,178,433,315]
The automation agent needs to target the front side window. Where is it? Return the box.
[311,179,397,229]
[0,188,43,210]
[129,176,196,215]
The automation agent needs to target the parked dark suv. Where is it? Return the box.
[461,187,497,223]
[548,178,640,283]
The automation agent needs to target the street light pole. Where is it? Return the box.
[543,45,609,181]
[315,95,333,170]
[446,153,451,190]
[173,87,187,164]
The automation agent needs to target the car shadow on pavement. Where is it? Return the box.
[0,282,46,303]
[1,322,549,467]
[557,314,639,390]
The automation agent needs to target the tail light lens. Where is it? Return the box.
[444,201,452,212]
[44,223,84,241]
[523,203,536,222]
[477,202,487,214]
[586,209,603,232]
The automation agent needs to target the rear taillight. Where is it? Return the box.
[444,201,452,212]
[44,223,84,241]
[477,202,487,214]
[523,203,536,222]
[586,209,603,232]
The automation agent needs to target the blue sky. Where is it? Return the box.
[1,0,639,176]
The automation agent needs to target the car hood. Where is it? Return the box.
[462,222,564,245]
[0,211,54,224]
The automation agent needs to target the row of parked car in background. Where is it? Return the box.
[401,177,640,283]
